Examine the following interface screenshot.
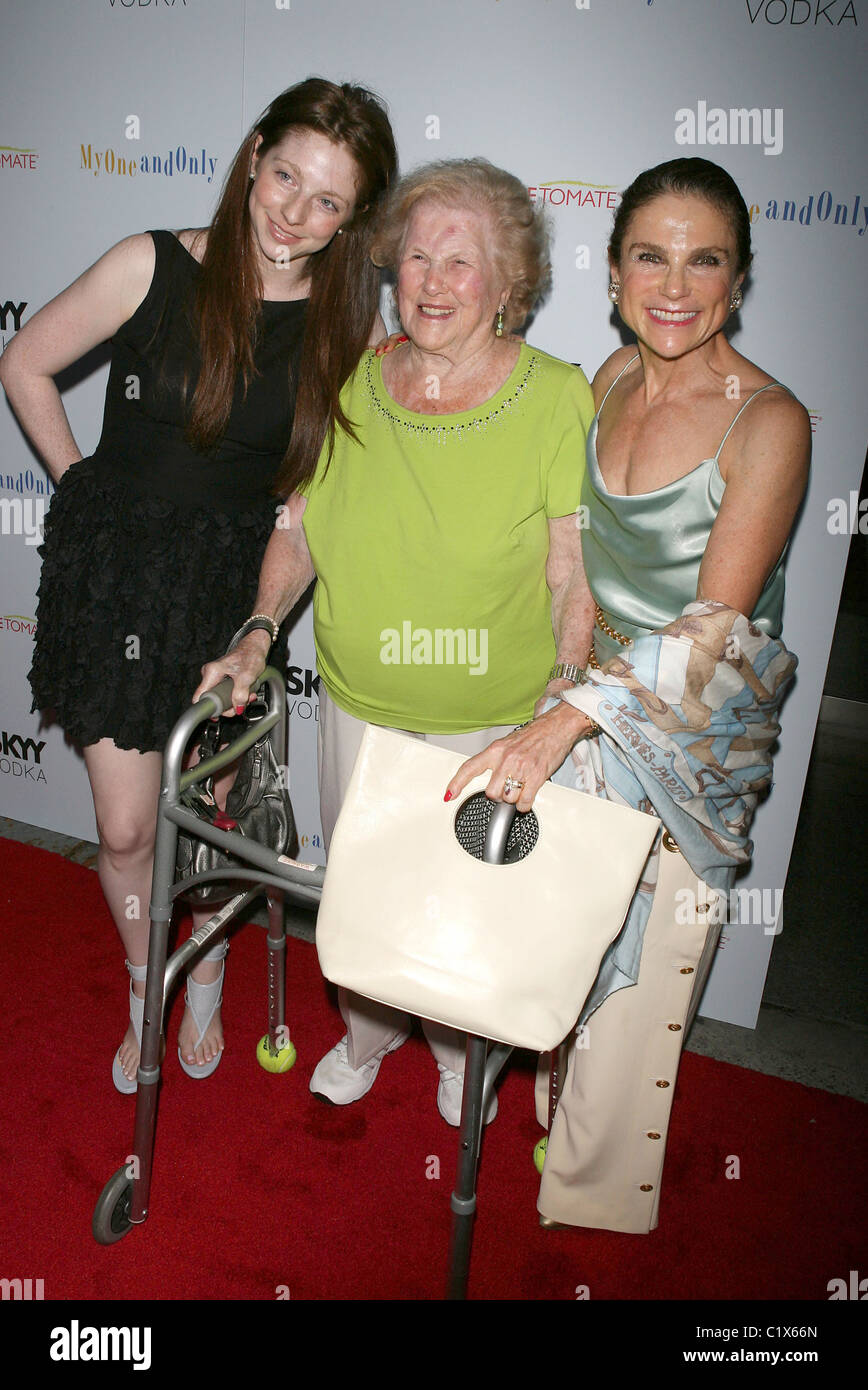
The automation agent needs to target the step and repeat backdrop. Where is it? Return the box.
[1,0,865,1027]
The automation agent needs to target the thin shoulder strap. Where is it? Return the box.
[597,353,640,418]
[714,382,790,461]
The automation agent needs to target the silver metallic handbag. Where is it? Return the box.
[175,697,295,904]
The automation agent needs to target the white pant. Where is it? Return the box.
[317,686,516,1071]
[534,839,723,1233]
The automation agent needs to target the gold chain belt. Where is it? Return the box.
[588,603,632,669]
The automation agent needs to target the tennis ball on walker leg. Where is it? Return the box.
[533,1135,548,1174]
[256,1033,297,1074]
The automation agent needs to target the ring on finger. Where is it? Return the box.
[503,774,525,796]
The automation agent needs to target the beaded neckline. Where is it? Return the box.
[364,346,540,442]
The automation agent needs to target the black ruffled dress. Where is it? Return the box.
[29,231,306,752]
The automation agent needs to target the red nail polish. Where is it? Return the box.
[235,704,246,714]
[444,791,453,802]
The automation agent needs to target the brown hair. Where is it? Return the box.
[609,157,753,276]
[371,158,551,333]
[187,77,397,493]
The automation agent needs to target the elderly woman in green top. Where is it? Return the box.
[197,158,595,1123]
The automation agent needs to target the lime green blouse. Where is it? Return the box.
[301,345,595,732]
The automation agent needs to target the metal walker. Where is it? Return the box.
[92,668,565,1300]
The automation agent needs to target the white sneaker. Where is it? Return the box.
[310,1031,409,1105]
[436,1063,499,1128]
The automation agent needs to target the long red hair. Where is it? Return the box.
[187,77,397,493]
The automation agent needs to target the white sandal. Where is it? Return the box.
[178,940,227,1080]
[112,959,148,1095]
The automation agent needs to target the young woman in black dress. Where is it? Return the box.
[0,78,397,1091]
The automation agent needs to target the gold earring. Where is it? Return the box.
[608,282,620,304]
[730,287,743,312]
[496,304,505,337]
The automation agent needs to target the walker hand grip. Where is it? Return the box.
[482,802,517,865]
[197,676,234,719]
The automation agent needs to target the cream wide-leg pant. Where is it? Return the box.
[316,686,516,1072]
[534,835,724,1233]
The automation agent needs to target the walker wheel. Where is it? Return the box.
[256,1034,297,1074]
[92,1165,135,1245]
[533,1135,548,1175]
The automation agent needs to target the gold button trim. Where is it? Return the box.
[680,967,694,975]
[668,1023,682,1032]
[647,1132,661,1140]
[639,1184,653,1192]
[662,831,679,853]
[656,1080,670,1088]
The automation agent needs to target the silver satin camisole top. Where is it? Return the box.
[581,355,789,662]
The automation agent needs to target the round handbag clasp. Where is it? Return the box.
[453,792,539,864]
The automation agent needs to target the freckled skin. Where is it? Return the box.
[247,128,360,298]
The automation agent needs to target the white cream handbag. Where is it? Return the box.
[314,726,659,1052]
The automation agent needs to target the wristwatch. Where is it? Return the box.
[548,662,586,685]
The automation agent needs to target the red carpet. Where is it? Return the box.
[1,839,864,1302]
